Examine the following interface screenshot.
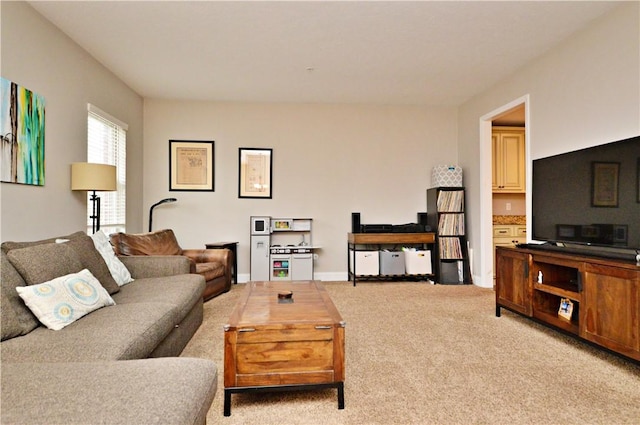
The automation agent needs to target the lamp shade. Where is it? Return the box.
[71,163,117,191]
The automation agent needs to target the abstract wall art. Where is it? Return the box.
[1,77,46,186]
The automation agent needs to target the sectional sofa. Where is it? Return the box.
[0,231,218,424]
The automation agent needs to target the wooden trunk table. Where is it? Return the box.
[223,281,346,416]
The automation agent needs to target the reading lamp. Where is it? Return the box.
[71,163,117,234]
[148,198,177,232]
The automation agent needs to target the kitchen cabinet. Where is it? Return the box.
[492,127,525,193]
[493,224,526,278]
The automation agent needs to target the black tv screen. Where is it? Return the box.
[532,135,640,254]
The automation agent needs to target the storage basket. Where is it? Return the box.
[349,250,379,276]
[379,251,405,275]
[432,165,463,187]
[404,250,432,275]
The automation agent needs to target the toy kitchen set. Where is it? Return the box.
[250,216,319,281]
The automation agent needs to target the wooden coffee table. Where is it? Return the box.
[223,281,345,416]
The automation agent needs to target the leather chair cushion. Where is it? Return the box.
[112,230,182,256]
[195,262,225,281]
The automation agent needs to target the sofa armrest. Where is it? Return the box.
[182,248,232,266]
[118,255,191,278]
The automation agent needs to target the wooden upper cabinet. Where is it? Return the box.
[492,127,525,193]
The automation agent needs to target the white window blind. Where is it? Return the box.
[87,104,127,235]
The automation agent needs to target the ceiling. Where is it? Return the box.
[28,1,621,106]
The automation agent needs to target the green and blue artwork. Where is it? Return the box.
[1,77,45,186]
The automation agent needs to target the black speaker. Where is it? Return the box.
[417,212,427,226]
[351,212,361,233]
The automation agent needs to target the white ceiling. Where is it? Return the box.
[28,1,621,106]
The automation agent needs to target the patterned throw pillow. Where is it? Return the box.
[16,269,116,331]
[64,236,120,295]
[90,230,134,286]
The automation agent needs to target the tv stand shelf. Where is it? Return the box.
[533,282,581,302]
[496,246,640,362]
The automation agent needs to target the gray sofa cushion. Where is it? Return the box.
[113,274,205,322]
[1,231,85,252]
[1,252,40,341]
[2,232,120,295]
[1,358,217,425]
[0,302,177,362]
[7,243,83,286]
[118,255,192,278]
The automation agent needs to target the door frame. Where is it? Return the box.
[477,95,530,288]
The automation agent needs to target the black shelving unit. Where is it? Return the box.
[427,187,472,284]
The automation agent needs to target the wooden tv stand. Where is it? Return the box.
[495,246,640,362]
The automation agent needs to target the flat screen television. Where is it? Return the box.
[531,135,640,261]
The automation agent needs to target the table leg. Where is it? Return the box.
[224,390,232,416]
[337,382,345,409]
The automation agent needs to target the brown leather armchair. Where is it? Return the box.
[110,229,232,300]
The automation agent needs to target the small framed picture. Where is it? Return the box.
[238,148,272,199]
[591,162,619,207]
[169,140,214,191]
[558,298,574,321]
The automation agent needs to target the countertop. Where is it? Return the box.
[493,215,526,225]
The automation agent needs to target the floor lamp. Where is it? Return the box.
[149,198,177,232]
[71,163,117,234]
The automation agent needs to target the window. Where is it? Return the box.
[87,104,127,235]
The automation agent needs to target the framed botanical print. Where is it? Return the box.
[238,148,272,199]
[169,140,214,191]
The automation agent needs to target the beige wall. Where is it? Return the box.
[143,101,458,280]
[458,2,640,287]
[0,1,144,242]
[3,2,637,285]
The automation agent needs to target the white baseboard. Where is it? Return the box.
[472,273,494,288]
[239,271,494,286]
[237,272,348,283]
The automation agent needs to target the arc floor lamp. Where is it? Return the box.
[71,163,117,234]
[149,198,177,232]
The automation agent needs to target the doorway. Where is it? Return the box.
[477,96,530,288]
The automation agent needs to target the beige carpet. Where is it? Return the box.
[181,282,640,424]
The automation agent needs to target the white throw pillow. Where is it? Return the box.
[90,230,133,286]
[16,269,116,331]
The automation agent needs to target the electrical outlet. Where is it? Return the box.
[506,202,512,211]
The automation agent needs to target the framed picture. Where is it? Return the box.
[558,298,574,321]
[238,148,272,199]
[169,140,214,191]
[591,162,619,207]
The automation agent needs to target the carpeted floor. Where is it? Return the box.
[181,282,640,424]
